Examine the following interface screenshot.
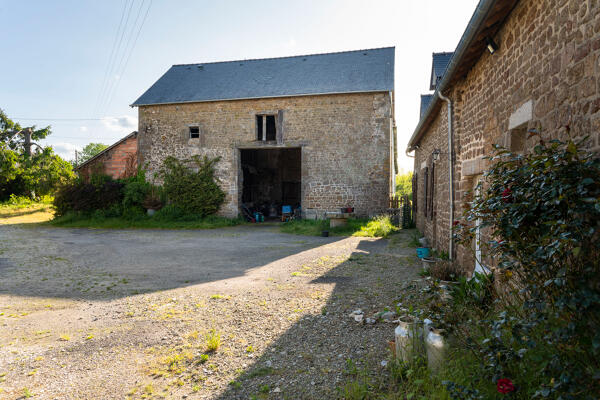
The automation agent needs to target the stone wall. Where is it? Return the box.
[413,0,600,274]
[77,133,137,180]
[137,92,393,218]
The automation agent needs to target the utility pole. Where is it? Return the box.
[74,150,78,167]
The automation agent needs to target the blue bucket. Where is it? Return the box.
[416,247,430,258]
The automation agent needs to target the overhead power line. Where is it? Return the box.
[92,0,130,118]
[94,0,135,117]
[100,0,153,117]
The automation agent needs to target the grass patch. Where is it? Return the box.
[0,196,55,224]
[204,329,221,352]
[280,215,398,238]
[48,212,243,230]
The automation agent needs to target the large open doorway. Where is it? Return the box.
[240,148,301,219]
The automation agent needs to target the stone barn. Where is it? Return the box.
[131,47,396,218]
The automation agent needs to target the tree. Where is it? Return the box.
[395,171,413,198]
[0,109,50,156]
[78,142,108,165]
[0,108,74,200]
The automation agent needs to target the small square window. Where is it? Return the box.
[189,126,200,139]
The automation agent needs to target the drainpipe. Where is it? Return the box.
[437,91,454,260]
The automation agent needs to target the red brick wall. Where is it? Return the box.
[413,0,600,275]
[78,134,138,180]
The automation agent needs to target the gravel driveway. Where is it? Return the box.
[0,224,420,399]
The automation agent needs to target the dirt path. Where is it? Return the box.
[0,225,420,399]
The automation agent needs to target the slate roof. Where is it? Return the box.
[429,52,454,90]
[420,94,434,119]
[131,47,395,106]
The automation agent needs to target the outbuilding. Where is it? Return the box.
[131,48,396,218]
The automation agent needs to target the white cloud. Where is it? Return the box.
[79,126,88,132]
[101,115,137,134]
[49,142,80,161]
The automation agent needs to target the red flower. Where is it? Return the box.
[453,220,460,226]
[497,378,515,394]
[502,187,513,203]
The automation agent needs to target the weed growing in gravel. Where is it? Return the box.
[418,269,430,277]
[197,354,209,364]
[246,345,254,353]
[259,384,270,393]
[244,367,274,379]
[204,329,221,352]
[186,330,199,340]
[143,384,154,395]
[408,231,421,247]
[59,334,70,341]
[210,294,230,300]
[22,387,33,398]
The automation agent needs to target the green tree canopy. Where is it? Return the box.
[78,142,109,164]
[0,109,51,156]
[0,108,74,200]
[395,171,413,198]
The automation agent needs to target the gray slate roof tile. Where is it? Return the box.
[132,47,394,106]
[429,52,453,90]
[420,94,434,119]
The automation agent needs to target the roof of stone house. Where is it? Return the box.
[420,94,434,119]
[407,0,520,151]
[74,131,137,171]
[131,47,395,107]
[429,52,454,90]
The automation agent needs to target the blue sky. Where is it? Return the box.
[1,0,478,170]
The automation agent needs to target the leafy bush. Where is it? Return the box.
[159,155,225,217]
[450,135,600,398]
[53,176,124,216]
[122,180,150,209]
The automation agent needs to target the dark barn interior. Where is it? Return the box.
[240,148,301,218]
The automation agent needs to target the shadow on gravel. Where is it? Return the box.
[217,230,419,400]
[0,224,345,301]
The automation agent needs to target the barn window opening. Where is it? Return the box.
[189,126,200,139]
[256,115,276,141]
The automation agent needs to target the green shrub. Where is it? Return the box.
[122,180,150,208]
[53,176,124,216]
[450,134,600,398]
[159,155,225,217]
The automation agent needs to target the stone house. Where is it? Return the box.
[406,0,600,274]
[75,131,138,180]
[131,48,396,218]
